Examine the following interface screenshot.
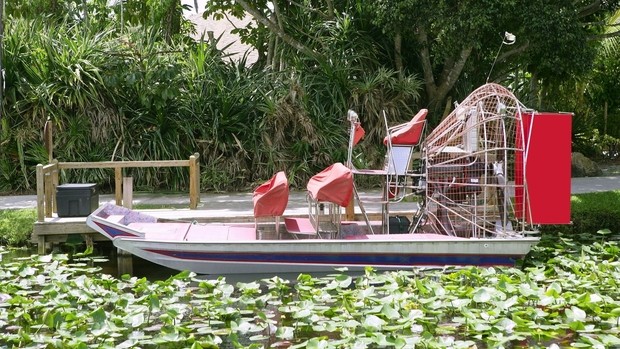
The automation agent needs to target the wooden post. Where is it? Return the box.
[44,172,53,218]
[117,249,133,276]
[37,236,47,254]
[189,153,200,209]
[114,167,122,205]
[36,164,45,222]
[122,176,133,209]
[44,117,53,164]
[345,193,355,221]
[51,160,59,214]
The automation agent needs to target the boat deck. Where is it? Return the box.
[32,209,405,253]
[33,209,258,253]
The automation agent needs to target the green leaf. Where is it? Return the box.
[596,229,612,235]
[381,304,400,320]
[18,266,36,277]
[600,334,620,346]
[545,282,562,297]
[494,318,517,333]
[306,337,327,349]
[473,288,491,303]
[363,314,386,331]
[130,313,145,328]
[276,326,295,340]
[91,307,107,328]
[566,306,587,322]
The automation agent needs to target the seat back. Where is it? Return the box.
[253,171,289,218]
[306,163,353,238]
[386,146,414,176]
[383,109,428,175]
[307,162,353,207]
[346,110,365,168]
[384,109,428,146]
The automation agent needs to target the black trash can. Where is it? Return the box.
[56,183,99,217]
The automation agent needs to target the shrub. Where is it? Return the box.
[0,209,36,246]
[541,190,620,241]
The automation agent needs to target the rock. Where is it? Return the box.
[571,152,602,177]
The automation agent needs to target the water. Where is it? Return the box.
[1,242,320,284]
[0,242,179,280]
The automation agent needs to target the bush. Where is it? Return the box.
[0,209,36,246]
[541,190,620,240]
[573,129,620,160]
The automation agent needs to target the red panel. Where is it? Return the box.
[522,112,572,224]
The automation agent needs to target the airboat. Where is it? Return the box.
[87,83,571,275]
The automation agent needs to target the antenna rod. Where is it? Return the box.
[486,32,515,83]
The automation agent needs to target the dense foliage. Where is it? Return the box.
[0,1,421,193]
[0,209,35,246]
[1,1,619,193]
[1,238,620,348]
[207,1,620,120]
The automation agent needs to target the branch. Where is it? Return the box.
[577,0,601,18]
[497,42,530,63]
[272,0,284,31]
[588,29,620,41]
[287,0,331,19]
[234,0,322,60]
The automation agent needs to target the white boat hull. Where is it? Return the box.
[112,235,538,275]
[88,203,539,275]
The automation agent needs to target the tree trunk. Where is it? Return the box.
[417,27,473,113]
[326,0,335,19]
[442,96,453,119]
[267,33,275,68]
[394,31,403,79]
[417,27,437,100]
[604,100,608,135]
[530,72,539,108]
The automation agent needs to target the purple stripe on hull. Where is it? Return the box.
[94,222,139,239]
[145,249,521,267]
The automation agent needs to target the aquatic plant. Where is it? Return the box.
[1,240,620,348]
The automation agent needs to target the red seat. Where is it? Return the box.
[353,123,366,146]
[307,163,353,207]
[253,171,289,218]
[383,109,428,146]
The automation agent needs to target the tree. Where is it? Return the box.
[204,0,620,117]
[584,8,620,137]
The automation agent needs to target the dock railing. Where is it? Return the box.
[35,153,201,222]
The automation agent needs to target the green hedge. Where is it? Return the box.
[0,209,36,246]
[541,190,620,240]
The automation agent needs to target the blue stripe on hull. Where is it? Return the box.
[145,249,521,267]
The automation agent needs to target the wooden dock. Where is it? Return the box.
[32,155,203,275]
